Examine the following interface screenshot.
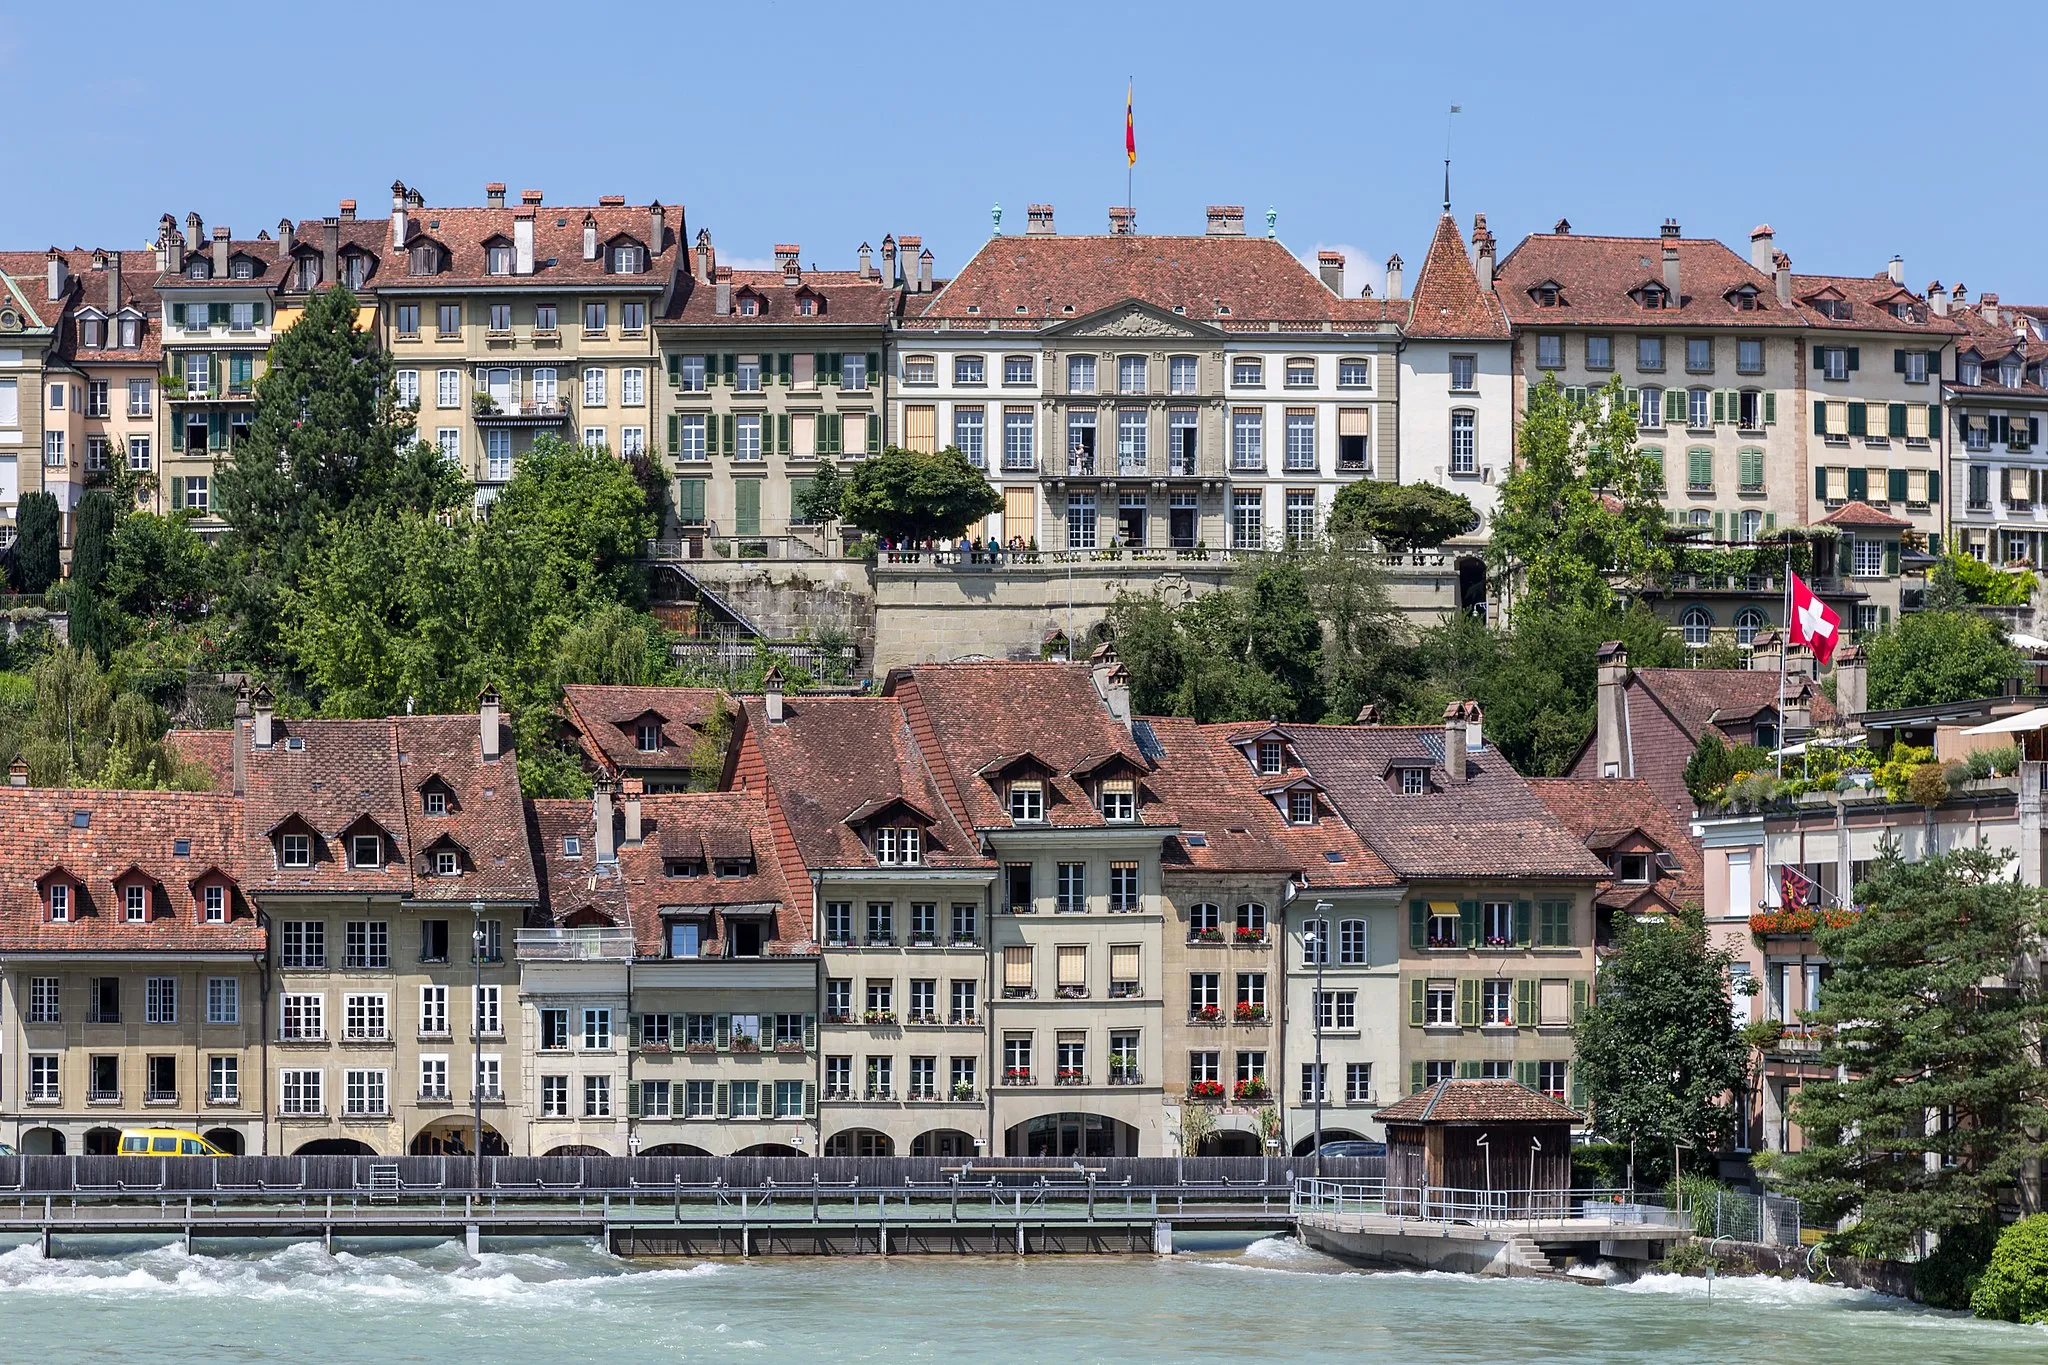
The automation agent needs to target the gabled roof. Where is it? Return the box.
[1404,214,1509,340]
[1790,272,1963,336]
[1527,777,1705,908]
[561,684,730,777]
[375,197,684,289]
[662,268,898,328]
[1378,1079,1581,1124]
[1818,499,1912,530]
[1496,230,1802,329]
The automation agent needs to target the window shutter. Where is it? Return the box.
[2034,417,2042,446]
[1885,541,1900,576]
[1739,448,1761,489]
[1457,977,1479,1027]
[170,302,186,325]
[1846,402,1866,437]
[1928,532,1942,556]
[867,351,880,381]
[252,302,265,324]
[776,413,790,454]
[805,1081,818,1117]
[1515,978,1535,1027]
[1410,1061,1425,1094]
[1764,512,1776,532]
[1927,469,1940,503]
[1408,900,1426,948]
[1570,1066,1585,1111]
[715,1013,731,1051]
[1713,510,1726,540]
[1514,1060,1537,1089]
[1408,977,1425,1026]
[626,1081,641,1117]
[868,418,881,456]
[1847,467,1868,501]
[715,1080,730,1118]
[1893,348,1905,373]
[1846,346,1860,371]
[1887,468,1908,502]
[802,1013,816,1049]
[1571,979,1589,1022]
[1886,402,1906,437]
[721,414,734,456]
[1927,402,1940,430]
[1457,1060,1480,1079]
[827,352,842,385]
[209,302,227,326]
[667,353,680,384]
[666,414,679,455]
[1711,390,1725,424]
[721,353,736,384]
[1457,900,1479,947]
[813,352,827,382]
[169,476,184,508]
[1812,348,1827,371]
[628,1012,642,1044]
[670,1012,687,1041]
[1514,900,1531,946]
[777,353,792,385]
[1880,605,1891,625]
[1763,391,1776,424]
[1815,466,1827,499]
[1813,400,1827,436]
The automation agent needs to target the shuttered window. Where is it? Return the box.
[1003,946,1032,990]
[1111,944,1140,983]
[1003,487,1035,544]
[792,412,816,457]
[904,405,936,453]
[1906,403,1929,439]
[1825,467,1849,501]
[1057,945,1086,987]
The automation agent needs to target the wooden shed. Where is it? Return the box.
[1378,1080,1579,1218]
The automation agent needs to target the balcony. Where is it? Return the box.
[516,927,634,962]
[88,1088,121,1105]
[1108,1065,1142,1086]
[418,1087,452,1103]
[474,399,573,427]
[342,1029,391,1043]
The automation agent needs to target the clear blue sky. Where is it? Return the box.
[6,1,2038,299]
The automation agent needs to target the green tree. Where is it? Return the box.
[70,490,117,595]
[1573,908,1750,1184]
[12,491,61,593]
[1864,611,2021,709]
[551,600,671,688]
[105,511,211,621]
[1973,1214,2048,1323]
[489,434,658,607]
[1106,558,1323,724]
[793,460,846,528]
[1489,375,1669,613]
[839,445,1002,543]
[8,645,197,788]
[1327,480,1480,553]
[1769,844,2048,1257]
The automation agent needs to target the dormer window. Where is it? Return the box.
[738,296,759,316]
[1098,779,1136,822]
[48,883,70,921]
[410,245,439,276]
[562,835,582,857]
[1961,358,1982,386]
[1286,789,1316,825]
[232,257,256,280]
[1398,767,1429,796]
[612,244,643,273]
[295,257,319,290]
[434,848,461,877]
[124,885,147,922]
[1640,285,1666,310]
[875,826,922,866]
[119,316,140,348]
[280,834,312,868]
[2001,362,2022,388]
[344,255,370,290]
[424,789,448,816]
[798,297,816,315]
[186,258,211,280]
[637,720,662,752]
[203,885,226,922]
[1731,286,1759,311]
[351,835,383,868]
[1532,285,1559,307]
[487,245,513,275]
[80,316,104,348]
[1009,780,1044,823]
[1616,853,1651,884]
[715,859,754,878]
[665,859,705,878]
[1257,740,1284,775]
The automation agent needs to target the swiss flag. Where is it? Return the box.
[1789,571,1842,666]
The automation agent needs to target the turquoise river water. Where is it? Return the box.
[1,1230,2043,1362]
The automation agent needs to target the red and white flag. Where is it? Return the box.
[1789,570,1841,666]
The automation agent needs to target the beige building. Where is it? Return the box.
[0,253,69,546]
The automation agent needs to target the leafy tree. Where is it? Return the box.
[12,492,61,593]
[1327,480,1479,553]
[839,445,1001,543]
[793,460,846,528]
[70,490,117,595]
[1930,552,2035,609]
[105,512,211,622]
[1768,844,2048,1257]
[7,645,198,788]
[1489,375,1669,614]
[551,600,672,689]
[1106,557,1323,724]
[1573,907,1750,1184]
[1297,539,1406,721]
[1865,610,2021,709]
[1681,733,1772,803]
[1973,1214,2048,1323]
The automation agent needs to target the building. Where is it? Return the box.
[892,204,1399,551]
[559,683,731,793]
[1528,776,1706,939]
[1943,289,2048,566]
[1398,212,1513,534]
[0,253,72,545]
[656,235,897,547]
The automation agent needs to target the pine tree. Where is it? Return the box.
[70,490,116,594]
[12,492,61,593]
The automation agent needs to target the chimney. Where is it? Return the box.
[1474,215,1495,292]
[486,182,506,209]
[621,777,644,846]
[783,257,801,286]
[917,248,933,294]
[1317,251,1344,296]
[1594,642,1631,779]
[1108,206,1136,235]
[337,198,355,222]
[881,234,898,285]
[714,268,732,317]
[391,180,408,249]
[1749,224,1775,273]
[252,686,275,751]
[513,210,535,275]
[1443,702,1469,783]
[648,200,665,253]
[212,226,230,280]
[1929,281,1950,317]
[156,214,177,272]
[46,250,67,302]
[695,228,715,283]
[1205,205,1245,237]
[478,686,502,761]
[520,189,543,207]
[900,235,923,291]
[764,665,785,723]
[7,756,25,787]
[598,194,625,207]
[1774,251,1793,308]
[1353,703,1379,725]
[186,212,204,254]
[276,218,294,261]
[1463,699,1483,753]
[594,776,618,864]
[857,241,873,278]
[1833,644,1867,720]
[1983,292,2001,327]
[1749,627,1784,678]
[1093,660,1132,731]
[1553,218,1573,234]
[106,251,121,314]
[1887,254,1904,287]
[1383,253,1404,301]
[1027,204,1057,235]
[232,688,250,796]
[1660,220,1681,301]
[582,212,599,262]
[321,217,340,286]
[775,243,801,268]
[407,188,423,210]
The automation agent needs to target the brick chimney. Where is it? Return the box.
[338,198,356,222]
[105,250,120,314]
[857,241,873,278]
[1443,702,1469,783]
[621,777,644,845]
[598,194,626,208]
[1749,224,1775,273]
[1463,699,1483,753]
[160,215,184,274]
[713,267,732,317]
[1383,254,1404,301]
[321,217,340,286]
[1205,205,1245,237]
[485,182,506,209]
[1474,214,1494,292]
[917,248,933,294]
[276,218,294,261]
[1027,204,1057,235]
[520,189,543,206]
[1108,206,1136,235]
[1983,292,2002,327]
[648,200,665,254]
[775,243,801,268]
[478,686,502,761]
[1317,251,1344,296]
[881,234,898,286]
[186,212,204,254]
[1660,220,1681,301]
[695,228,715,284]
[1594,642,1631,779]
[212,226,230,280]
[900,236,923,292]
[1774,251,1793,308]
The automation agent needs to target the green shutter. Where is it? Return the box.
[1888,402,1907,437]
[721,414,734,456]
[1927,469,1941,503]
[1408,900,1426,948]
[804,1081,818,1117]
[715,1013,731,1051]
[715,1080,730,1118]
[1880,605,1891,625]
[1928,533,1942,556]
[1408,976,1425,1026]
[1847,467,1867,501]
[802,1014,817,1049]
[827,352,842,385]
[813,352,827,383]
[721,353,736,384]
[1887,468,1908,502]
[670,1013,687,1042]
[208,411,225,449]
[1457,1060,1481,1079]
[1814,400,1827,436]
[776,413,790,455]
[1927,402,1940,431]
[1711,390,1726,424]
[1763,512,1776,532]
[1763,391,1776,424]
[209,302,227,326]
[1515,978,1535,1027]
[1457,978,1479,1027]
[169,476,184,509]
[1570,1066,1585,1111]
[1739,447,1762,489]
[777,353,792,385]
[678,478,705,523]
[1554,901,1574,947]
[735,479,761,537]
[1885,540,1900,576]
[866,351,880,383]
[170,302,186,325]
[626,1080,641,1117]
[628,1012,642,1045]
[1410,1061,1425,1094]
[1458,900,1479,948]
[251,302,265,324]
[1713,509,1726,541]
[1847,402,1866,437]
[1846,346,1860,371]
[868,417,881,456]
[1514,1061,1538,1089]
[1513,900,1531,947]
[667,414,679,455]
[1571,979,1589,1022]
[666,353,680,384]
[1815,465,1828,499]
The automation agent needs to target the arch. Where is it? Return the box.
[1681,605,1713,648]
[641,1143,712,1157]
[823,1129,894,1157]
[83,1126,121,1156]
[543,1144,610,1158]
[910,1128,977,1159]
[203,1127,245,1156]
[1292,1129,1368,1157]
[1735,607,1768,647]
[408,1117,508,1157]
[1003,1111,1138,1158]
[19,1127,66,1155]
[1198,1130,1260,1157]
[294,1138,377,1156]
[736,1143,800,1157]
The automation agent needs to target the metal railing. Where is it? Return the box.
[516,927,635,961]
[1292,1178,1678,1227]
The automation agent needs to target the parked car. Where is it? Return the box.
[118,1128,228,1156]
[1315,1140,1385,1159]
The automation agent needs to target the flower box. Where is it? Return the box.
[862,1010,898,1025]
[1002,1069,1035,1086]
[775,1041,807,1054]
[1233,1079,1270,1102]
[1233,928,1267,945]
[1190,1005,1221,1023]
[1189,929,1224,944]
[683,1042,716,1055]
[1187,1080,1225,1101]
[639,1042,670,1054]
[1233,1003,1267,1023]
[825,1012,853,1025]
[1055,1069,1086,1086]
[1749,908,1858,938]
[731,1038,760,1054]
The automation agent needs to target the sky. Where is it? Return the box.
[5,1,2041,299]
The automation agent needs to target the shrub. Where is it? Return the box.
[1907,762,1950,808]
[1916,1219,1998,1311]
[1973,1215,2048,1322]
[1570,1141,1629,1190]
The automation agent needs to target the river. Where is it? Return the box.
[0,1231,2040,1362]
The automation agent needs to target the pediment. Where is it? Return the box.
[1057,301,1214,340]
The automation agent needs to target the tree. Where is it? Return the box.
[1488,375,1670,614]
[1572,907,1750,1183]
[1769,843,2048,1258]
[1327,480,1479,553]
[1865,611,2021,709]
[104,512,211,622]
[488,434,658,608]
[839,445,1002,544]
[793,460,846,528]
[1973,1214,2048,1323]
[7,645,198,788]
[1106,557,1323,724]
[12,492,61,593]
[70,490,117,595]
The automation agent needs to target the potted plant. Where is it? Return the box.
[1192,927,1224,943]
[640,1039,671,1054]
[1187,1080,1225,1101]
[731,1036,760,1053]
[1004,1067,1032,1085]
[1233,1078,1269,1102]
[1234,925,1265,945]
[1234,1001,1266,1023]
[1192,1004,1221,1023]
[1056,1067,1085,1086]
[684,1040,716,1055]
[1109,1054,1139,1084]
[951,1081,975,1101]
[862,1008,897,1025]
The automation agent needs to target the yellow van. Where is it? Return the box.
[118,1128,227,1157]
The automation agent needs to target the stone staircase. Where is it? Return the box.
[1501,1234,1568,1275]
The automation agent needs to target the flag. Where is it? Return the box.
[1789,570,1842,666]
[1779,864,1815,912]
[1125,84,1136,167]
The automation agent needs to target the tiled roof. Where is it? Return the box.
[0,250,166,365]
[0,789,262,953]
[662,270,899,327]
[1817,499,1912,530]
[1495,230,1802,329]
[561,684,730,778]
[1279,724,1608,881]
[1949,301,2048,376]
[1404,214,1509,340]
[912,233,1356,325]
[530,792,810,956]
[1632,667,1838,739]
[153,240,283,292]
[1377,1079,1582,1124]
[884,662,1178,833]
[1142,717,1394,887]
[277,217,399,299]
[1526,778,1704,907]
[0,261,59,331]
[383,200,682,289]
[1790,273,1962,336]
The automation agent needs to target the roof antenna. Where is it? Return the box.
[1443,104,1461,213]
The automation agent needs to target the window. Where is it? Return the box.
[954,407,985,465]
[1099,779,1136,822]
[1067,354,1096,394]
[343,993,388,1041]
[345,1068,388,1116]
[474,984,501,1037]
[582,1007,613,1050]
[202,975,238,1025]
[613,243,643,274]
[1170,354,1199,393]
[1057,863,1087,912]
[1536,1060,1568,1101]
[583,302,609,335]
[1687,445,1713,491]
[1339,357,1372,388]
[621,368,645,407]
[1821,347,1849,382]
[1190,1050,1220,1086]
[583,1074,611,1118]
[48,883,69,921]
[1004,946,1034,999]
[540,1074,569,1117]
[1336,918,1367,965]
[1236,971,1266,1012]
[1287,788,1316,824]
[1109,860,1140,912]
[875,826,922,865]
[686,1078,718,1116]
[486,303,511,333]
[1118,354,1148,394]
[1231,410,1264,471]
[1686,338,1713,373]
[1003,1035,1032,1081]
[1852,537,1885,578]
[1284,411,1316,469]
[903,355,936,385]
[1738,338,1764,374]
[1905,350,1929,384]
[1235,1050,1266,1086]
[583,367,608,406]
[1425,981,1456,1026]
[1637,336,1664,371]
[540,1008,569,1051]
[1117,409,1148,471]
[125,884,147,922]
[44,432,64,468]
[1006,863,1033,912]
[860,1061,888,1102]
[1682,605,1713,647]
[209,1055,239,1104]
[1231,490,1264,548]
[1317,990,1357,1031]
[1189,903,1221,940]
[281,993,324,1041]
[1286,360,1316,388]
[1003,409,1034,469]
[1536,335,1564,369]
[281,921,324,968]
[1233,358,1263,387]
[433,424,460,460]
[867,901,894,944]
[1003,355,1033,385]
[675,414,707,463]
[955,355,986,386]
[842,353,867,390]
[145,976,176,1024]
[281,1068,323,1115]
[1450,410,1476,474]
[1427,907,1460,949]
[28,976,59,1023]
[127,377,153,417]
[1582,335,1612,370]
[1688,388,1710,429]
[1480,978,1512,1026]
[434,848,462,877]
[952,902,978,944]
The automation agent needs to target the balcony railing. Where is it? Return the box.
[516,927,634,962]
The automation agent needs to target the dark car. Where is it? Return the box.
[1315,1140,1385,1159]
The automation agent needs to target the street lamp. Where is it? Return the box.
[1310,899,1332,1179]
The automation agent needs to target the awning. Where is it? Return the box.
[1427,901,1460,916]
[271,305,377,333]
[1961,708,2048,736]
[2009,633,2048,653]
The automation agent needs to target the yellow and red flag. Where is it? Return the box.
[1125,84,1136,166]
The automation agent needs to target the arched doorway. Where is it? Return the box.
[409,1118,508,1157]
[1004,1112,1138,1158]
[910,1128,976,1158]
[1457,555,1488,618]
[823,1129,893,1157]
[294,1138,378,1156]
[1199,1130,1260,1157]
[736,1143,799,1156]
[1292,1129,1366,1157]
[543,1144,609,1157]
[203,1128,245,1155]
[641,1143,711,1157]
[19,1127,65,1155]
[83,1126,121,1156]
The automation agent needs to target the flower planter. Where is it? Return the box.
[1190,1006,1222,1023]
[1233,1005,1267,1023]
[775,1042,806,1054]
[1187,1081,1225,1101]
[1055,1071,1086,1086]
[862,1011,898,1025]
[1189,930,1225,944]
[639,1042,671,1054]
[731,1040,760,1054]
[683,1042,716,1055]
[1233,1081,1270,1102]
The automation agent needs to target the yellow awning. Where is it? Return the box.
[271,305,377,333]
[1428,901,1460,916]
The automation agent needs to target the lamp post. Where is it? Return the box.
[471,901,486,1191]
[1311,899,1332,1179]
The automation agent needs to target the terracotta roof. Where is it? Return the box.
[560,685,730,778]
[1277,724,1607,882]
[1817,499,1912,530]
[0,261,60,331]
[380,200,682,289]
[1948,302,2048,382]
[0,250,166,366]
[662,270,898,327]
[1631,667,1838,738]
[1404,214,1509,340]
[912,233,1357,325]
[277,217,398,299]
[1527,778,1704,908]
[153,240,283,292]
[0,789,262,954]
[530,792,810,956]
[1790,273,1962,336]
[1377,1079,1582,1124]
[1495,231,1801,329]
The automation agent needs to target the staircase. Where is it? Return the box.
[1501,1234,1568,1275]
